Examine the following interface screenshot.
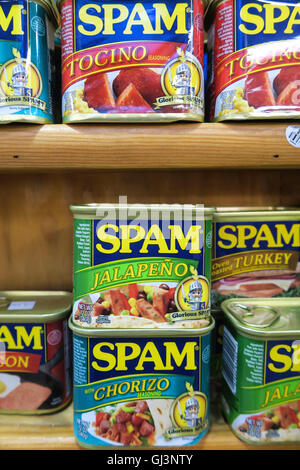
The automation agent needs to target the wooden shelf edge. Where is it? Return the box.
[0,122,299,171]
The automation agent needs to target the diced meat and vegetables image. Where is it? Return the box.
[74,283,177,325]
[237,401,300,441]
[93,401,156,446]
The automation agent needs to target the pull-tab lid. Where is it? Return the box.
[221,298,300,338]
[225,302,280,328]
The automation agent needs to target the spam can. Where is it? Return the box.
[70,203,214,329]
[221,297,300,444]
[59,0,206,123]
[68,317,214,448]
[0,291,72,414]
[212,207,300,309]
[0,0,59,123]
[205,0,300,122]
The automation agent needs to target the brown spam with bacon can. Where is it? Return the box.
[59,0,206,122]
[0,291,72,414]
[205,0,300,121]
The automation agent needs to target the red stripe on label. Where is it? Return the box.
[0,351,41,373]
[62,41,184,93]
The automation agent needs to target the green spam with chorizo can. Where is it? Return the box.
[221,297,300,445]
[69,203,214,448]
[0,0,59,123]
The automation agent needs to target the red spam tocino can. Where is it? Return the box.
[205,0,300,121]
[59,0,206,122]
[0,291,72,415]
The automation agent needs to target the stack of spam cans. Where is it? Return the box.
[212,207,300,444]
[69,203,215,448]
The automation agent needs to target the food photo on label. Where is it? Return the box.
[205,0,300,121]
[59,0,206,122]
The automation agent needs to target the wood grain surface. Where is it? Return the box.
[0,169,299,290]
[0,122,299,170]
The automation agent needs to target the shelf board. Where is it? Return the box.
[1,122,300,171]
[0,404,298,450]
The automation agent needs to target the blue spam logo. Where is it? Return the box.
[0,0,28,42]
[215,220,300,258]
[235,0,300,49]
[74,0,192,51]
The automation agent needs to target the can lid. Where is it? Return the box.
[70,203,215,219]
[221,298,300,338]
[68,313,215,337]
[0,291,72,323]
[214,206,300,221]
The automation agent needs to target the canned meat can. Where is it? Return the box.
[68,318,214,448]
[212,207,300,309]
[205,0,300,121]
[60,0,206,123]
[0,291,72,414]
[221,297,300,444]
[0,0,59,123]
[70,203,213,329]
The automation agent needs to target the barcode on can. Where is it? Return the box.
[222,326,238,395]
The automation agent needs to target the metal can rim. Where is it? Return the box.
[0,291,72,323]
[221,298,300,338]
[70,203,216,218]
[214,206,300,221]
[68,314,215,337]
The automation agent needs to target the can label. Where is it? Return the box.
[72,206,212,329]
[221,324,300,443]
[212,218,300,308]
[72,333,211,447]
[0,0,56,123]
[61,0,205,122]
[0,319,71,413]
[207,0,300,121]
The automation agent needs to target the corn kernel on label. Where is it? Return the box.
[60,0,205,121]
[221,323,300,444]
[71,206,212,329]
[212,218,300,309]
[0,0,56,123]
[207,0,300,122]
[72,333,212,447]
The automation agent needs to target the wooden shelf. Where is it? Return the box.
[0,404,298,450]
[0,122,299,452]
[1,122,300,171]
